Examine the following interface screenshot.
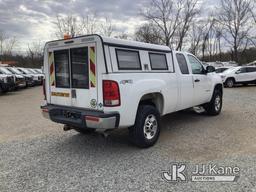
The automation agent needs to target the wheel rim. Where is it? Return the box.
[143,114,158,140]
[227,80,233,87]
[214,95,221,112]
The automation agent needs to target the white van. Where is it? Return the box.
[41,34,223,147]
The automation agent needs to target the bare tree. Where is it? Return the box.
[81,13,99,35]
[141,0,182,47]
[55,15,84,38]
[99,17,113,37]
[188,22,204,55]
[176,0,200,50]
[115,33,129,40]
[0,31,18,62]
[0,31,7,58]
[218,0,253,63]
[27,41,44,66]
[200,17,215,60]
[54,14,115,38]
[55,13,99,38]
[135,23,162,44]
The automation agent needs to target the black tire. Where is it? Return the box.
[129,105,161,148]
[0,85,2,94]
[74,128,96,134]
[204,89,222,116]
[225,78,235,88]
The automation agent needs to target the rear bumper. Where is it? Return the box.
[41,104,120,130]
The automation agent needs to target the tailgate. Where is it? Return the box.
[47,43,98,109]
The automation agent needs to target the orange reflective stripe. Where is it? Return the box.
[89,47,96,88]
[49,52,55,86]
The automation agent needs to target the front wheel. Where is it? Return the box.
[129,105,161,148]
[204,89,222,116]
[225,78,234,88]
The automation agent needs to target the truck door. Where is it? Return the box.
[187,54,212,105]
[70,44,98,109]
[235,67,248,82]
[48,48,72,106]
[175,53,194,109]
[48,43,98,109]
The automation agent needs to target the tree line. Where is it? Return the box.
[1,0,256,67]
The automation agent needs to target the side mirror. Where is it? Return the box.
[235,71,240,74]
[206,66,216,73]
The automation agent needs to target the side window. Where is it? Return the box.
[246,67,256,73]
[116,49,141,70]
[237,67,247,73]
[188,55,204,75]
[149,53,168,70]
[176,53,189,74]
[54,50,70,88]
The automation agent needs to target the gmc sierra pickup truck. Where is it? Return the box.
[41,35,223,148]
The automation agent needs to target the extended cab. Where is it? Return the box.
[41,35,223,148]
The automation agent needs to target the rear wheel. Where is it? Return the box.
[204,89,222,116]
[225,78,234,88]
[129,105,161,148]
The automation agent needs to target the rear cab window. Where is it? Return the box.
[176,53,189,74]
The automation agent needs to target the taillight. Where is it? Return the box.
[43,78,46,100]
[103,80,120,107]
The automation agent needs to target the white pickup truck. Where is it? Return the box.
[41,34,223,148]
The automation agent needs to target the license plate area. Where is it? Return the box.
[62,110,81,120]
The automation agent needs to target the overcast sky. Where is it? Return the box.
[0,0,217,53]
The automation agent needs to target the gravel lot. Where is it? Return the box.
[0,86,256,192]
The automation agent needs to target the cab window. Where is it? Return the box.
[246,67,256,73]
[176,53,189,74]
[237,68,247,73]
[188,55,205,75]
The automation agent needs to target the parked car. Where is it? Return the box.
[5,67,26,89]
[41,35,223,148]
[0,67,16,90]
[11,67,34,87]
[215,67,230,73]
[0,73,11,93]
[28,68,44,85]
[220,66,256,87]
[17,67,40,86]
[34,69,43,74]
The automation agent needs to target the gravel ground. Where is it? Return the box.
[0,86,256,192]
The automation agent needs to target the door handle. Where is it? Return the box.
[71,89,76,98]
[194,79,200,82]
